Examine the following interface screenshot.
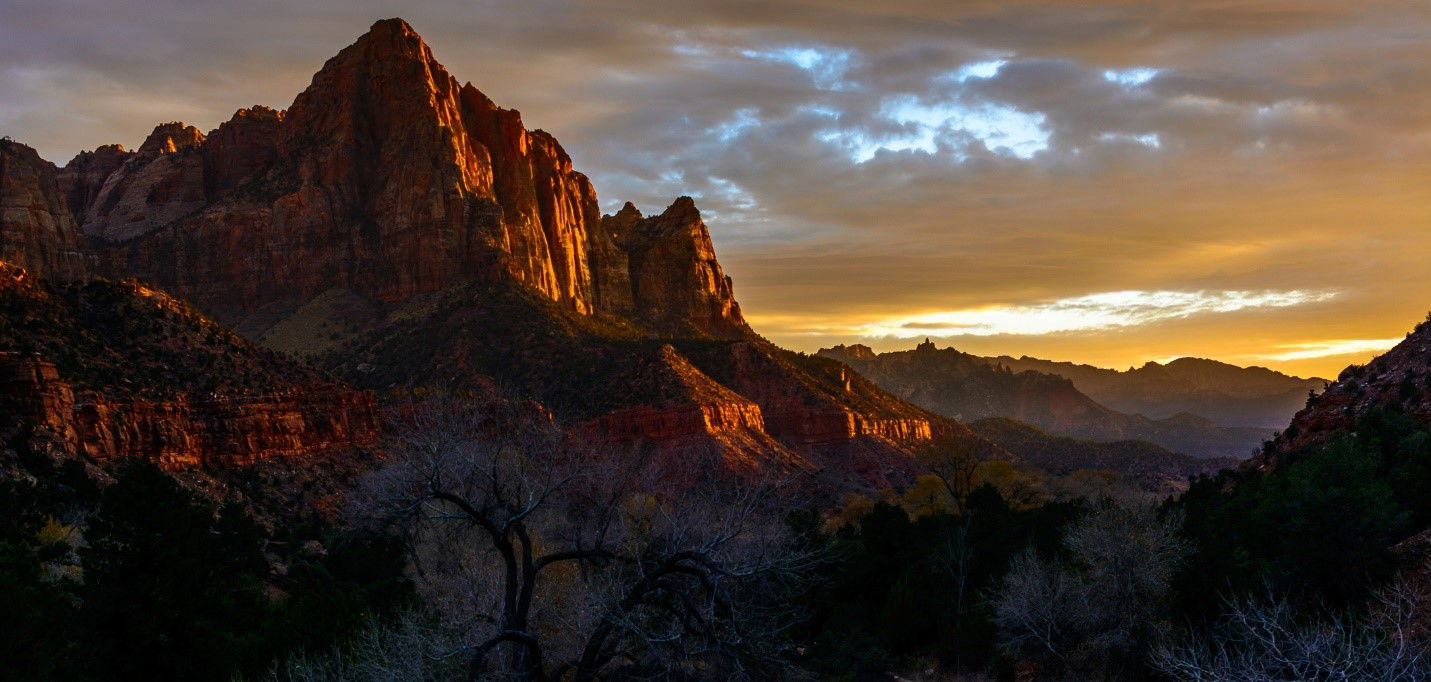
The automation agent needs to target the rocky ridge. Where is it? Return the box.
[1256,315,1431,467]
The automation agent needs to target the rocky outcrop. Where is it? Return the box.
[581,402,806,478]
[0,19,996,489]
[202,106,283,195]
[1,352,377,470]
[3,18,746,341]
[692,341,939,445]
[1257,316,1431,468]
[599,198,746,337]
[0,140,90,280]
[0,19,743,341]
[57,144,133,218]
[78,123,208,241]
[57,19,605,323]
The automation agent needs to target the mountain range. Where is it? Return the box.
[989,353,1326,429]
[820,340,1320,459]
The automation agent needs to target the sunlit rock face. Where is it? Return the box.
[0,18,954,487]
[0,262,379,470]
[0,352,377,470]
[598,198,746,337]
[8,18,746,339]
[0,140,91,280]
[54,18,603,320]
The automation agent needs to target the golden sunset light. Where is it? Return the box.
[6,3,1431,679]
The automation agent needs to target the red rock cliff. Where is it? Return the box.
[69,19,607,324]
[0,141,91,280]
[0,352,377,470]
[17,19,745,341]
[599,198,746,337]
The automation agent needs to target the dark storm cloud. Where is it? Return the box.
[3,0,1429,375]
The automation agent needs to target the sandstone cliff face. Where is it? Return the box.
[77,123,209,242]
[0,141,90,280]
[0,262,379,470]
[62,19,610,324]
[202,106,283,195]
[57,144,133,218]
[9,19,745,341]
[690,341,940,446]
[1,352,376,470]
[24,19,744,339]
[599,198,746,337]
[0,19,984,488]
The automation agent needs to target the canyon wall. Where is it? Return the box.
[1,352,377,470]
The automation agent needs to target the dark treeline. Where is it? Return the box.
[0,460,412,681]
[4,405,1431,680]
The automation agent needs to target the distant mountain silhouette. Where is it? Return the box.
[988,354,1325,429]
[820,341,1284,459]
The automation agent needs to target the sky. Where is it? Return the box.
[4,0,1430,379]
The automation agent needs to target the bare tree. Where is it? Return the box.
[356,396,821,681]
[260,611,459,682]
[1151,583,1431,681]
[993,503,1188,679]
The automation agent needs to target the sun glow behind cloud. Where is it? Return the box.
[842,289,1337,338]
[1252,338,1402,362]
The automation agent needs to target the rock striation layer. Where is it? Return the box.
[1,353,376,470]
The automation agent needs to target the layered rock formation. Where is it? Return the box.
[0,18,992,487]
[599,199,745,336]
[0,140,91,280]
[1,353,376,470]
[0,262,377,469]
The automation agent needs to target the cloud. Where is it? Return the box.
[1252,339,1403,362]
[806,289,1337,338]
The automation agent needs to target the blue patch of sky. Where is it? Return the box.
[1097,131,1162,147]
[843,96,1049,162]
[948,59,1008,82]
[740,45,855,90]
[1103,67,1162,87]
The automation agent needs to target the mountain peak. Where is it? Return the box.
[138,122,205,154]
[368,17,416,36]
[661,195,701,220]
